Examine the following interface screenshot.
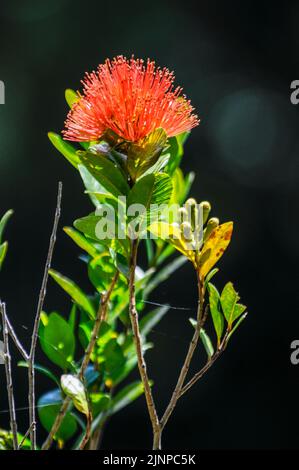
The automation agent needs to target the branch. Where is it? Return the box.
[160,272,205,431]
[0,301,18,450]
[6,317,29,361]
[41,396,71,450]
[28,182,62,450]
[77,271,119,450]
[18,423,33,450]
[78,271,119,381]
[41,270,119,450]
[128,239,160,449]
[78,411,92,450]
[180,332,229,396]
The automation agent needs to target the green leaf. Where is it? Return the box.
[189,319,215,358]
[39,312,75,369]
[109,249,129,278]
[166,132,189,175]
[38,389,77,441]
[78,320,92,350]
[109,381,145,414]
[68,304,77,332]
[111,355,138,386]
[127,173,173,235]
[74,214,129,257]
[199,328,214,358]
[156,243,176,265]
[48,132,80,168]
[220,282,239,327]
[63,227,99,258]
[204,268,219,286]
[0,242,8,270]
[208,282,224,345]
[127,173,171,211]
[0,209,13,244]
[170,167,185,205]
[78,151,130,197]
[103,338,126,380]
[88,254,117,292]
[142,152,170,176]
[0,429,32,450]
[78,164,105,208]
[18,361,59,387]
[65,88,79,108]
[145,238,154,265]
[231,303,247,324]
[49,269,96,319]
[90,393,110,416]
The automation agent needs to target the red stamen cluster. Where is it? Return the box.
[63,56,199,143]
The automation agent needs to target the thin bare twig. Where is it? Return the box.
[128,239,160,450]
[6,317,29,361]
[0,301,18,450]
[88,411,110,450]
[76,271,119,450]
[78,271,119,381]
[41,396,71,450]
[78,411,92,450]
[160,272,205,432]
[180,332,229,396]
[18,423,33,449]
[41,271,119,451]
[28,182,62,450]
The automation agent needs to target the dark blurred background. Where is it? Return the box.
[0,0,299,450]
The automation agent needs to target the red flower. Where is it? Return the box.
[63,56,199,143]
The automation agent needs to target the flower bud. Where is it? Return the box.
[185,198,199,229]
[203,217,219,242]
[61,374,89,416]
[180,221,193,242]
[178,207,189,223]
[185,198,197,207]
[199,201,211,225]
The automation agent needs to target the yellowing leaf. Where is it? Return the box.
[198,222,233,280]
[148,221,195,263]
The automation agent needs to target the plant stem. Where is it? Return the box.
[41,396,71,450]
[152,429,162,451]
[0,301,18,450]
[180,332,229,396]
[6,316,28,361]
[18,423,33,450]
[78,271,119,381]
[88,412,110,450]
[128,238,160,449]
[41,271,119,450]
[28,182,62,450]
[160,272,204,431]
[78,411,92,450]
